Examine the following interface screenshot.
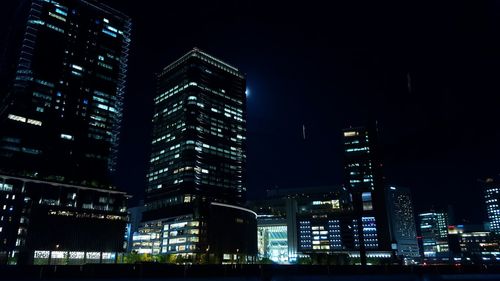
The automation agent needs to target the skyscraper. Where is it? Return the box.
[343,125,392,260]
[0,0,130,185]
[0,0,131,264]
[483,178,500,235]
[386,186,420,262]
[137,48,256,263]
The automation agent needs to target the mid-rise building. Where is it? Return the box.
[136,48,256,264]
[0,0,131,264]
[418,211,449,261]
[448,224,500,264]
[249,186,392,264]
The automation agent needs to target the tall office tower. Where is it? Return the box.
[0,0,131,264]
[0,0,130,185]
[483,178,500,235]
[343,126,392,258]
[386,186,420,262]
[418,212,449,259]
[138,48,256,263]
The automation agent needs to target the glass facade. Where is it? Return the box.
[146,48,246,207]
[0,0,131,265]
[257,224,289,263]
[140,49,256,261]
[0,0,131,187]
[132,218,199,255]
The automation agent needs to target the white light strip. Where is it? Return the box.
[211,202,257,218]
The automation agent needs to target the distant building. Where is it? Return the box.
[385,186,420,262]
[136,49,256,263]
[484,178,500,235]
[418,212,449,261]
[343,126,393,256]
[0,0,131,265]
[448,224,500,264]
[249,186,393,264]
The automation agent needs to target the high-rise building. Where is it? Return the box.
[418,211,449,260]
[342,126,392,257]
[137,48,256,263]
[385,186,420,262]
[0,0,131,264]
[484,178,500,235]
[0,0,130,185]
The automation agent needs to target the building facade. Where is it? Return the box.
[484,178,500,235]
[386,186,420,262]
[125,204,144,253]
[0,0,131,264]
[343,126,392,257]
[137,48,256,263]
[257,219,289,264]
[418,211,449,261]
[249,186,393,264]
[0,0,131,185]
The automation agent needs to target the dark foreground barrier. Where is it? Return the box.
[1,264,500,280]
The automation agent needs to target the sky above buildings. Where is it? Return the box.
[2,0,500,223]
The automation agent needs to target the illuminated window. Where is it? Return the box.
[362,192,373,211]
[60,134,74,140]
[7,114,26,123]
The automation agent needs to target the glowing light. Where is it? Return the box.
[245,88,250,97]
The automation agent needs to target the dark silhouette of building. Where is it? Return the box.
[343,125,393,262]
[0,0,131,264]
[136,48,256,263]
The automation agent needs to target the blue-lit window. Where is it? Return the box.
[102,29,117,38]
[55,8,67,17]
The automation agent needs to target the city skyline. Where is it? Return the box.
[2,0,499,225]
[2,0,500,270]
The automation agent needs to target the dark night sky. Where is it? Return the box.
[3,0,500,224]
